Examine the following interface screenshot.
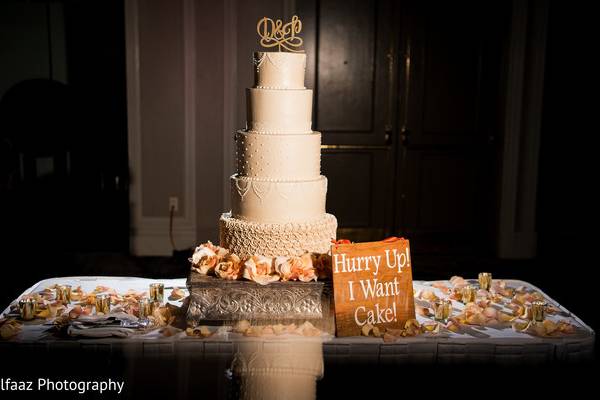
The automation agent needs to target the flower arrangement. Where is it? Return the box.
[189,241,332,285]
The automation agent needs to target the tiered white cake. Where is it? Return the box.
[219,51,337,257]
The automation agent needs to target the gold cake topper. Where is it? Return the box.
[257,15,303,53]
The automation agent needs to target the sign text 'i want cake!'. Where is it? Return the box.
[257,15,304,52]
[331,238,416,337]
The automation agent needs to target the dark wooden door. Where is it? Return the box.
[395,1,507,254]
[300,0,506,253]
[300,0,398,242]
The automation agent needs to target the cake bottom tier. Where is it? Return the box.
[219,212,337,257]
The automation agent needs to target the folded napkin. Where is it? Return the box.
[66,312,141,338]
[76,312,139,324]
[67,325,136,338]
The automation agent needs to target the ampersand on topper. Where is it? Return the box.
[257,15,304,53]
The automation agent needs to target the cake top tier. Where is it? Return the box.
[253,52,306,89]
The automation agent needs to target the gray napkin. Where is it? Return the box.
[67,325,136,338]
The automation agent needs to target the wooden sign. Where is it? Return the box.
[331,238,415,337]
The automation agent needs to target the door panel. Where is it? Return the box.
[300,0,397,242]
[300,0,506,252]
[304,0,395,145]
[403,1,503,147]
[397,1,506,254]
[317,0,375,132]
[322,149,393,230]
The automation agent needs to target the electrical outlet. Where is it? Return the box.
[169,196,179,213]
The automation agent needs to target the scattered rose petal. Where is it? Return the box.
[432,282,450,293]
[198,325,212,337]
[449,276,468,288]
[262,326,274,335]
[244,326,264,337]
[512,320,530,332]
[159,325,181,337]
[483,307,498,319]
[233,320,251,333]
[68,305,83,319]
[417,289,439,302]
[168,287,186,301]
[498,311,515,323]
[558,321,576,334]
[446,321,461,333]
[272,324,285,335]
[543,320,558,335]
[383,332,397,343]
[361,323,374,337]
[298,321,321,336]
[0,319,22,339]
[416,305,431,317]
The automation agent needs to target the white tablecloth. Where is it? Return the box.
[1,276,595,363]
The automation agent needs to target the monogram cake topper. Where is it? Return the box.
[257,15,304,52]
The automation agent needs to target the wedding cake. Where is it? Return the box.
[219,51,337,257]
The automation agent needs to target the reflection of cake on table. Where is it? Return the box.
[219,51,337,258]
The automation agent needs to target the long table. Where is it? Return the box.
[1,276,595,364]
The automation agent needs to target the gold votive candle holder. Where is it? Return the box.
[531,301,546,322]
[461,285,477,304]
[18,298,36,320]
[56,285,72,303]
[478,272,492,291]
[149,283,164,303]
[95,293,110,315]
[433,299,452,322]
[138,298,151,319]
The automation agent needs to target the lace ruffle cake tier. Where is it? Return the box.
[219,212,337,258]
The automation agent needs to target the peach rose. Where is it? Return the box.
[215,253,243,280]
[274,253,316,282]
[190,247,216,274]
[190,241,227,274]
[242,255,279,285]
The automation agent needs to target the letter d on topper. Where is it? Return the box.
[331,238,415,337]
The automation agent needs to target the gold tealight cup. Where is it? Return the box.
[433,299,452,322]
[18,298,37,320]
[461,285,477,304]
[56,285,72,303]
[95,293,110,315]
[138,298,151,319]
[478,272,492,291]
[531,300,546,323]
[149,283,164,303]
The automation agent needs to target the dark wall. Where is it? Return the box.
[536,1,599,334]
[537,2,599,256]
[0,1,129,306]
